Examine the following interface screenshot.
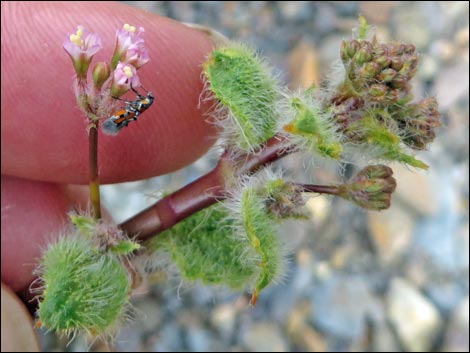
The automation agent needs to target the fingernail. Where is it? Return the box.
[181,22,229,47]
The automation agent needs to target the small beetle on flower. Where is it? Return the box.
[102,84,155,135]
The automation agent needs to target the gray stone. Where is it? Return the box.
[392,3,432,50]
[185,326,212,352]
[412,170,464,272]
[444,297,470,352]
[370,322,401,352]
[115,326,142,352]
[310,275,378,339]
[425,280,466,315]
[435,60,470,110]
[360,2,397,24]
[387,278,443,352]
[368,203,414,263]
[392,163,440,216]
[153,322,184,352]
[242,322,288,352]
[210,303,237,339]
[132,297,163,332]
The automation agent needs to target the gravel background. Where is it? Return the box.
[39,2,469,352]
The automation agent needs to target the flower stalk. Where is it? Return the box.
[63,24,151,219]
[89,122,101,220]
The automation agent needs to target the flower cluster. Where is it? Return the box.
[63,24,150,122]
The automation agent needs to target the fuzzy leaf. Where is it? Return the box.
[38,236,130,334]
[284,95,342,159]
[152,206,256,289]
[203,44,280,150]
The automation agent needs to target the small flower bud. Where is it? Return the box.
[398,59,418,79]
[395,43,407,55]
[375,55,391,69]
[341,40,361,62]
[377,68,397,82]
[358,164,394,179]
[390,74,408,89]
[264,181,306,219]
[374,44,388,57]
[340,40,349,62]
[386,89,401,102]
[401,97,441,150]
[354,46,372,65]
[369,84,388,100]
[339,165,397,210]
[349,40,361,57]
[360,62,381,80]
[390,57,404,71]
[92,61,111,90]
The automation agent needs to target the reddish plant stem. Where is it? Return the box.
[296,184,341,195]
[89,123,101,220]
[121,159,227,242]
[120,134,307,242]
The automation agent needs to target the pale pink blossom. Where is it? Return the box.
[111,24,149,69]
[110,62,140,97]
[122,40,150,69]
[63,25,102,78]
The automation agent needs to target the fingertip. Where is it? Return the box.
[1,283,40,352]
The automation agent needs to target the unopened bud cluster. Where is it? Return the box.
[339,40,418,104]
[399,97,441,150]
[326,19,441,168]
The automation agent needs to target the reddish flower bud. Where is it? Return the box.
[339,165,397,210]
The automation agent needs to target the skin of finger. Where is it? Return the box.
[1,1,217,184]
[1,176,90,292]
[1,283,40,352]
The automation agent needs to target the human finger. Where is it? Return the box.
[1,1,217,184]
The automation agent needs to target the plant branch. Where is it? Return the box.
[121,158,227,242]
[119,133,319,242]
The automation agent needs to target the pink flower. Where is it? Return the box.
[111,24,149,69]
[122,40,150,69]
[116,24,145,52]
[110,62,140,97]
[63,25,102,78]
